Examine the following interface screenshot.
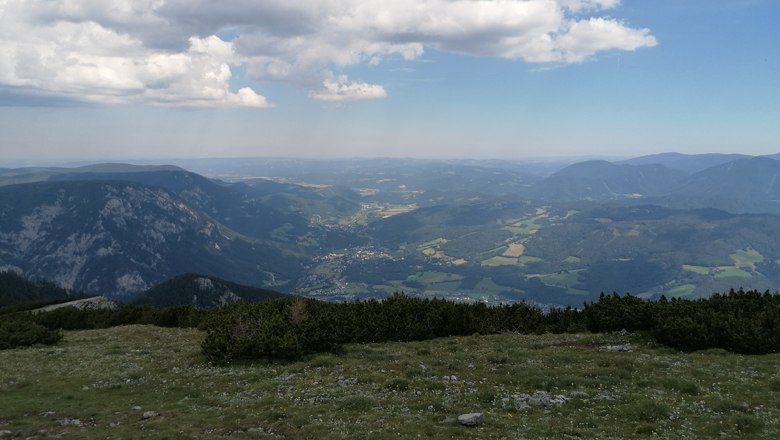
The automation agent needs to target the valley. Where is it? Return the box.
[4,153,780,307]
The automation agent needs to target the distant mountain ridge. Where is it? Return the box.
[133,273,288,309]
[4,153,780,306]
[531,160,688,201]
[0,180,302,297]
[619,152,752,174]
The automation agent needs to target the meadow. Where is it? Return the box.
[2,326,778,439]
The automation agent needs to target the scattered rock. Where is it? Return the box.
[39,411,56,417]
[505,390,592,410]
[457,413,483,427]
[141,411,159,420]
[443,375,458,382]
[131,406,142,411]
[58,417,82,426]
[336,376,355,386]
[513,391,570,409]
[596,392,615,401]
[0,431,13,438]
[600,344,633,352]
[441,416,457,424]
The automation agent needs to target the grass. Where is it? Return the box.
[668,283,697,297]
[502,214,546,236]
[731,248,764,268]
[715,267,753,279]
[1,326,779,439]
[683,264,711,275]
[527,270,583,288]
[518,255,543,264]
[481,256,518,266]
[417,238,448,249]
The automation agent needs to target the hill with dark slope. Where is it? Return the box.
[532,160,687,201]
[0,271,73,309]
[0,164,182,186]
[133,273,288,309]
[46,168,363,249]
[0,181,303,297]
[620,152,751,174]
[239,179,362,225]
[652,156,780,215]
[675,156,780,198]
[49,169,315,242]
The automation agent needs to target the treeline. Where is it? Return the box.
[0,305,204,350]
[201,294,582,363]
[0,271,74,310]
[202,290,780,362]
[584,289,780,354]
[2,290,779,359]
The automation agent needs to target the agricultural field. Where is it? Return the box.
[1,326,779,439]
[682,249,764,280]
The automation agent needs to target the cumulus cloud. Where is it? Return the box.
[0,0,657,108]
[310,75,388,102]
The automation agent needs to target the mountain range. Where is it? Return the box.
[3,153,780,306]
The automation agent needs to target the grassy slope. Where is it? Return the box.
[1,326,779,439]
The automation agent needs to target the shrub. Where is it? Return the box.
[0,318,62,349]
[200,293,583,363]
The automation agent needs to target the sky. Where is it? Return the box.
[0,0,779,164]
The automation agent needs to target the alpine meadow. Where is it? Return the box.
[2,1,780,439]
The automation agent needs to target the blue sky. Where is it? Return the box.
[0,0,778,164]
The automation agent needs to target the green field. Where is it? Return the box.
[715,267,753,279]
[481,256,519,266]
[731,249,764,268]
[518,256,543,264]
[527,270,583,288]
[1,326,779,439]
[668,284,697,297]
[417,237,449,249]
[502,213,546,236]
[683,265,711,275]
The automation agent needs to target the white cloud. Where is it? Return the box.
[556,0,622,13]
[557,17,657,62]
[310,75,387,102]
[0,0,657,107]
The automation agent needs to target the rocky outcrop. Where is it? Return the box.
[35,296,117,312]
[505,390,590,410]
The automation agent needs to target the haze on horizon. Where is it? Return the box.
[1,0,778,164]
